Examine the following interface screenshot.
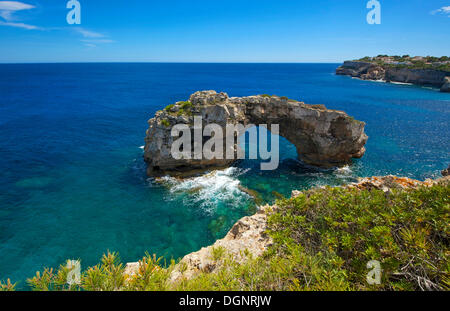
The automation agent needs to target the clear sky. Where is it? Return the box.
[0,0,449,63]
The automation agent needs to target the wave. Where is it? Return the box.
[335,165,352,175]
[155,167,251,213]
[390,81,414,86]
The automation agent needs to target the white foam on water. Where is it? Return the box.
[390,81,413,85]
[157,167,250,213]
[333,165,356,180]
[336,165,352,174]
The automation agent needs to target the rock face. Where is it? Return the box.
[144,91,368,175]
[168,207,272,282]
[336,61,386,80]
[336,61,450,92]
[442,165,450,177]
[441,77,450,93]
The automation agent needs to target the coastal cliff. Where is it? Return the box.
[336,56,450,92]
[123,174,449,290]
[144,91,368,175]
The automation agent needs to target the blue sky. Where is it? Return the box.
[0,0,449,63]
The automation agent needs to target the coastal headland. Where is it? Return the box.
[336,55,450,92]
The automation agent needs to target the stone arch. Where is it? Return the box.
[144,91,368,176]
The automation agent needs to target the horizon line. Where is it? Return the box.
[0,61,344,65]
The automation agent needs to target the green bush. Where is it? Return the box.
[0,279,16,291]
[267,183,449,291]
[176,101,193,116]
[164,104,175,112]
[7,183,449,291]
[160,119,170,127]
[355,55,450,72]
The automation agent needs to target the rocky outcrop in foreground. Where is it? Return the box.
[124,174,449,282]
[144,91,368,175]
[336,61,450,92]
[442,165,450,177]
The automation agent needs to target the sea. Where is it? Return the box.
[0,63,448,286]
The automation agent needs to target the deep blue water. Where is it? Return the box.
[0,63,449,286]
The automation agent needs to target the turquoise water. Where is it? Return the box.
[0,63,448,286]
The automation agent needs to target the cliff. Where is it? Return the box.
[336,59,450,92]
[144,91,368,175]
[123,174,449,290]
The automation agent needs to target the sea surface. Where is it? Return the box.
[0,63,448,286]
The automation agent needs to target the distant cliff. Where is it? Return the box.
[336,56,450,92]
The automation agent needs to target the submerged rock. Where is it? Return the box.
[144,91,368,175]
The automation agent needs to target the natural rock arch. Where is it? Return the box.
[144,91,368,176]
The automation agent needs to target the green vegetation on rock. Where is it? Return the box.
[160,119,170,127]
[267,183,449,291]
[177,101,193,116]
[356,55,450,72]
[164,104,175,112]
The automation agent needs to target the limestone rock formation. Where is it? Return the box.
[144,91,368,175]
[336,61,385,80]
[336,61,450,92]
[441,77,450,93]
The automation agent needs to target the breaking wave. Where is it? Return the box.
[155,167,251,214]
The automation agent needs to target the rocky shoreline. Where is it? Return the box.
[124,173,449,283]
[336,61,450,92]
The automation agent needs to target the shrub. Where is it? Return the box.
[164,104,175,112]
[211,246,226,261]
[7,183,449,291]
[267,183,449,291]
[0,279,16,291]
[176,101,193,116]
[161,119,170,127]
